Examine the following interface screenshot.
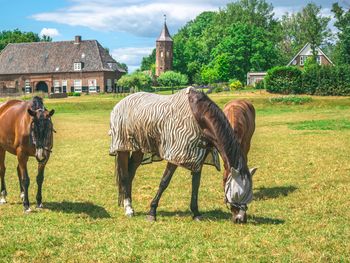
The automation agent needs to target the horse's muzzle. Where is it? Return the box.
[35,148,49,162]
[231,205,248,224]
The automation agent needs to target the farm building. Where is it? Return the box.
[0,36,125,95]
[247,43,334,86]
[287,43,334,67]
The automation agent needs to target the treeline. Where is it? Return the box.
[141,0,348,85]
[0,29,52,51]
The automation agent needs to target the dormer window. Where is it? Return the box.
[74,62,82,71]
[108,62,116,69]
[300,56,304,66]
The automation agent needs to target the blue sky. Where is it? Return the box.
[0,0,342,72]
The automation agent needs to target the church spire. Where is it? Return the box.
[157,15,172,42]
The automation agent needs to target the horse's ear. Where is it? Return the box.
[49,110,55,117]
[27,109,36,117]
[250,167,258,177]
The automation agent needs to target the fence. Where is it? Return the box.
[0,87,22,97]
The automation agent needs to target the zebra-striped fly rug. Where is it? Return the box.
[109,87,220,172]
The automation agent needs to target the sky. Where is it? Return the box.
[0,0,346,72]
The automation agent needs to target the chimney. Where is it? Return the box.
[74,35,82,44]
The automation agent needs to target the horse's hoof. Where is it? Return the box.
[0,197,6,205]
[125,207,134,217]
[193,215,203,221]
[24,207,32,213]
[146,215,156,222]
[37,203,44,209]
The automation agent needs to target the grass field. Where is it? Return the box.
[0,91,349,262]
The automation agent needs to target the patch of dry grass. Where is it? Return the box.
[0,91,349,262]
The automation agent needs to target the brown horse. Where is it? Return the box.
[223,99,256,163]
[110,88,256,223]
[0,96,54,212]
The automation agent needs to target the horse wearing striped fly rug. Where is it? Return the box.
[109,87,255,223]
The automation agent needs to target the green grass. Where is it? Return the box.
[0,91,350,262]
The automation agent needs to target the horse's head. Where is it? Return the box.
[224,165,257,223]
[28,108,55,163]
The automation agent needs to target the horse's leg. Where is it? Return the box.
[17,165,24,201]
[123,151,143,217]
[190,169,203,221]
[0,148,7,204]
[147,162,177,222]
[36,162,46,208]
[17,151,31,212]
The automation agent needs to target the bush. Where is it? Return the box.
[265,66,302,94]
[269,96,312,105]
[255,80,265,90]
[213,86,223,93]
[229,79,243,90]
[73,92,81,96]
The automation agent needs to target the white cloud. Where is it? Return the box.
[39,28,60,38]
[111,46,154,72]
[32,1,224,37]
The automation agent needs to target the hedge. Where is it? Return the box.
[265,66,302,94]
[265,65,350,96]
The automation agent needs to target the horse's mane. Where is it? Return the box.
[189,90,246,171]
[31,96,44,110]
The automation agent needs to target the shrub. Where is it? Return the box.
[73,92,81,96]
[255,80,265,89]
[265,66,302,94]
[269,96,312,105]
[229,79,243,90]
[213,86,223,93]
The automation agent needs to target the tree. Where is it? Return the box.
[117,62,128,73]
[0,29,51,51]
[140,48,156,71]
[279,3,332,63]
[117,72,152,92]
[332,3,350,65]
[298,3,331,58]
[157,71,188,93]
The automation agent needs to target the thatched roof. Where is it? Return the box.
[0,37,125,75]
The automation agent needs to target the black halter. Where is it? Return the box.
[30,110,54,152]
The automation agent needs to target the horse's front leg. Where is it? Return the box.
[147,162,177,222]
[190,169,202,221]
[36,162,46,208]
[17,152,31,212]
[17,165,24,201]
[0,148,7,204]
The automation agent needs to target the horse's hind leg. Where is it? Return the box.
[190,169,203,221]
[147,162,177,222]
[0,148,7,204]
[123,151,143,216]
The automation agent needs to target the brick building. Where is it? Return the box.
[0,36,125,95]
[155,21,173,77]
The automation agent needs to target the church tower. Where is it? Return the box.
[156,16,173,77]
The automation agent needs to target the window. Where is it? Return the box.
[53,80,60,93]
[316,56,321,65]
[88,79,97,93]
[160,51,164,58]
[74,62,82,71]
[62,80,67,93]
[300,56,305,66]
[166,51,169,57]
[25,80,31,94]
[107,79,112,92]
[74,79,82,93]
